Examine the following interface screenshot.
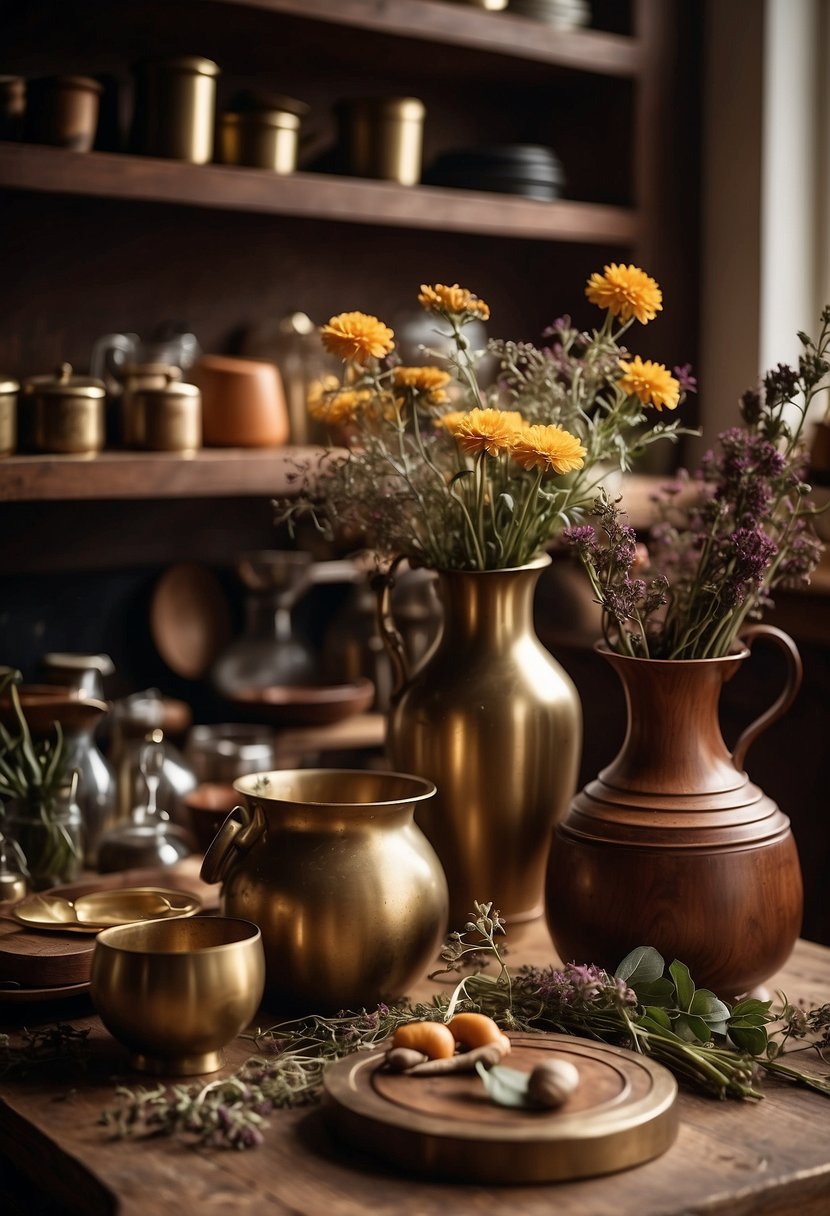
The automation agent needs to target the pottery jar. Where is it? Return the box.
[193,354,289,447]
[200,768,449,1012]
[546,625,804,999]
[22,363,106,455]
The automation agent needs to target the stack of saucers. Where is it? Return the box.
[424,144,565,201]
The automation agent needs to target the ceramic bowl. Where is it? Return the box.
[193,354,289,447]
[90,915,264,1075]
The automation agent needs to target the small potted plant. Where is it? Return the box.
[0,670,82,890]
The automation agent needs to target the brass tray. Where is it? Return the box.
[12,886,202,933]
[323,1032,678,1183]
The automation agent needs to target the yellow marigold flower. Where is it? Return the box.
[307,375,340,412]
[434,410,467,431]
[585,264,662,325]
[445,407,523,457]
[618,355,680,412]
[510,424,587,474]
[392,365,452,406]
[418,283,490,321]
[321,311,395,363]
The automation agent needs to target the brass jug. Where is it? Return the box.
[377,554,582,927]
[200,769,448,1012]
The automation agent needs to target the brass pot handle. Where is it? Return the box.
[199,803,261,885]
[732,624,803,773]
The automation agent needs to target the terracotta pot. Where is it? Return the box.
[379,554,582,927]
[192,354,289,447]
[545,624,804,998]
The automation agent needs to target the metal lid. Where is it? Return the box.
[22,363,106,398]
[135,376,200,398]
[139,55,220,78]
[43,652,115,675]
[221,109,301,131]
[45,75,104,94]
[228,90,309,118]
[0,378,19,394]
[339,96,426,121]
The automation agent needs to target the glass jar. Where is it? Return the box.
[4,783,83,891]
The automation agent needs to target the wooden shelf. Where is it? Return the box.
[0,448,321,502]
[217,0,642,75]
[0,144,639,244]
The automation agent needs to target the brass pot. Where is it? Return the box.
[337,96,426,186]
[219,107,302,173]
[132,56,220,164]
[379,554,582,927]
[201,769,449,1012]
[22,362,106,455]
[124,373,201,452]
[0,378,18,455]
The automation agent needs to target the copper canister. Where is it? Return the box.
[219,108,301,173]
[129,376,201,453]
[338,96,426,186]
[23,363,106,455]
[0,378,19,455]
[132,56,220,164]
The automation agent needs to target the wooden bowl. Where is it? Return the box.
[183,782,238,852]
[229,677,375,727]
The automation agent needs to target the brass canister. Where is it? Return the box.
[128,375,201,452]
[120,362,182,446]
[132,56,220,164]
[23,363,106,455]
[29,75,102,152]
[219,108,301,173]
[338,96,426,186]
[0,378,19,456]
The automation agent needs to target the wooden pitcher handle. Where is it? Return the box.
[732,624,803,773]
[199,803,260,885]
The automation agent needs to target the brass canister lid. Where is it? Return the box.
[136,376,200,399]
[45,75,104,94]
[222,109,301,132]
[139,55,220,78]
[0,378,19,394]
[340,96,426,121]
[22,363,106,398]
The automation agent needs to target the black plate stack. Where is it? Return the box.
[424,144,565,201]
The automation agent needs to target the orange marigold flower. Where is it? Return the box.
[308,381,372,425]
[618,356,680,412]
[510,424,587,474]
[434,410,467,431]
[445,408,523,457]
[418,283,491,321]
[321,311,395,362]
[585,264,662,325]
[392,365,452,406]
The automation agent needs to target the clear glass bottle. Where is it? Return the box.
[5,776,83,891]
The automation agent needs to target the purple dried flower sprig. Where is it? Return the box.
[567,310,828,659]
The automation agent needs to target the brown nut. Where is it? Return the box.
[527,1058,580,1108]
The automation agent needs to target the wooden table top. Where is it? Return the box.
[2,921,830,1216]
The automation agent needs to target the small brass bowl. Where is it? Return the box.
[90,916,264,1075]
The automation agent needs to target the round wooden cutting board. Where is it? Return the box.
[323,1032,678,1183]
[0,917,96,986]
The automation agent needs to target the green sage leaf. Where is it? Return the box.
[690,989,731,1025]
[615,946,665,986]
[669,959,695,1011]
[475,1061,531,1109]
[728,1025,768,1057]
[631,977,676,1007]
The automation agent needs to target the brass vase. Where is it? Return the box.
[379,554,582,927]
[200,769,448,1013]
[546,625,804,998]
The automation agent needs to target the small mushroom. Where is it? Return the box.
[385,1047,429,1072]
[406,1040,508,1076]
[527,1058,581,1108]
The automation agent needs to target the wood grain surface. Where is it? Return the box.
[2,925,830,1215]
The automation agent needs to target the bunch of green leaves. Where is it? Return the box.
[0,670,68,810]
